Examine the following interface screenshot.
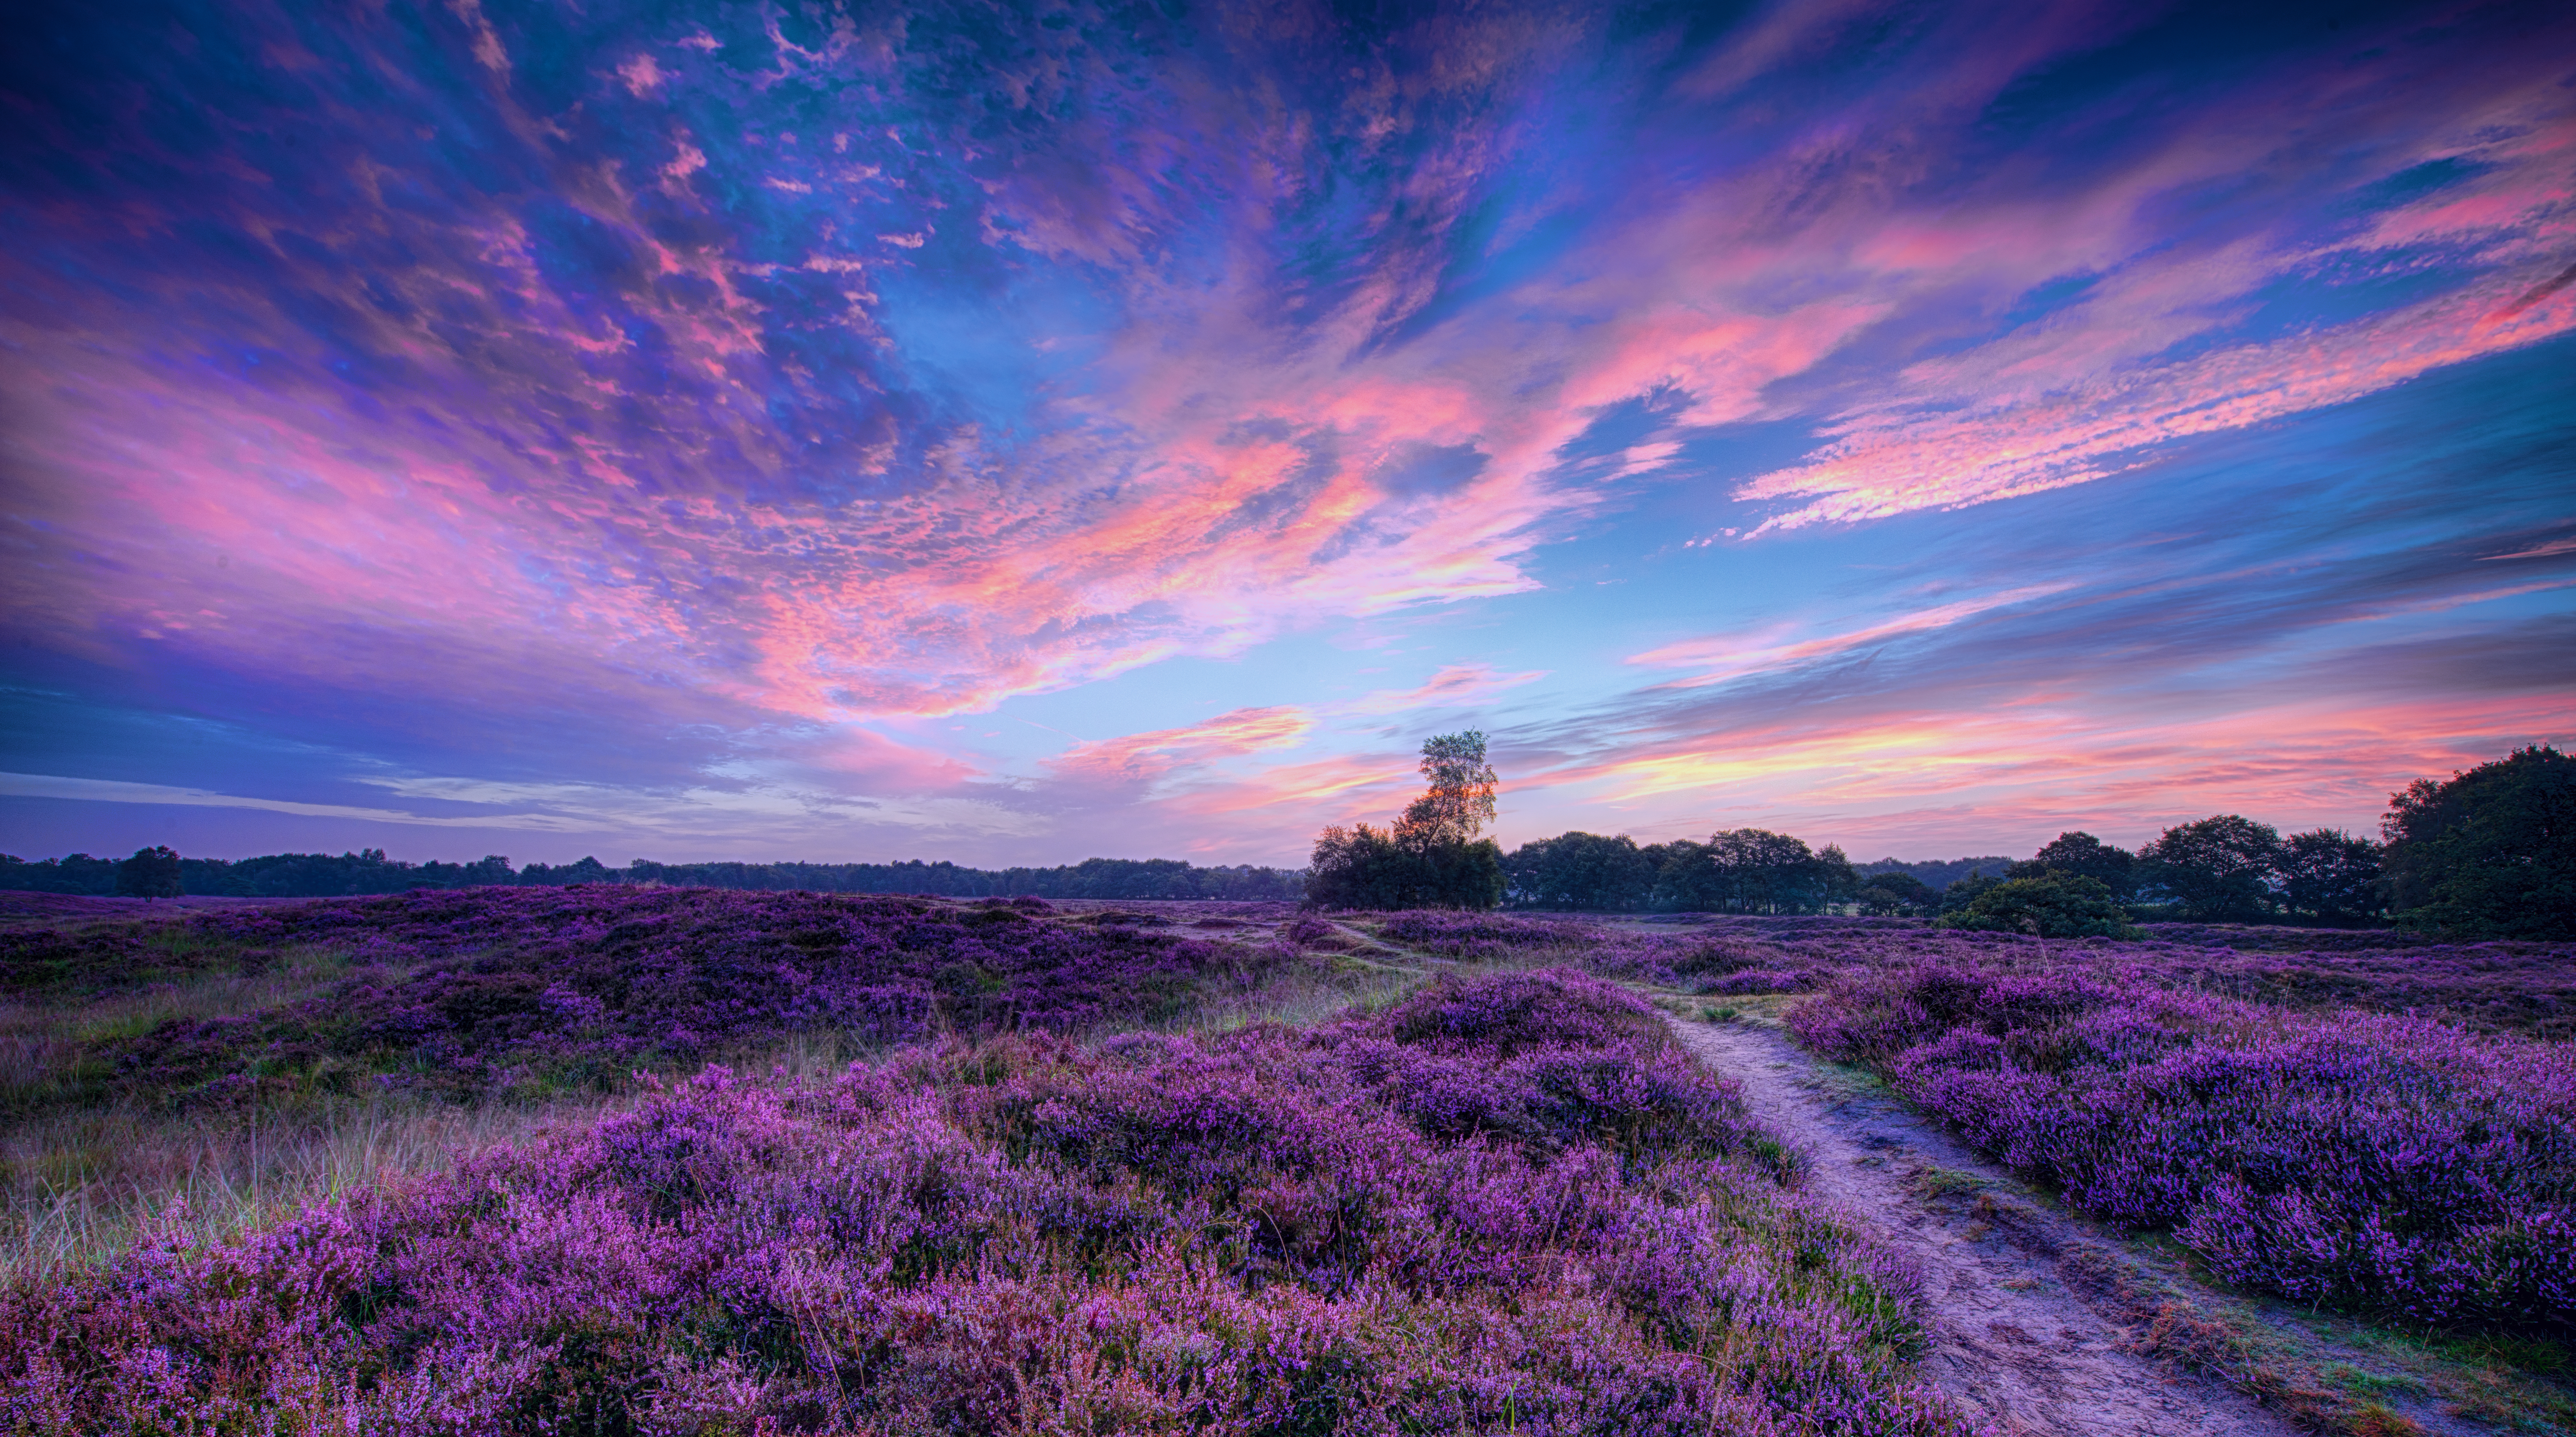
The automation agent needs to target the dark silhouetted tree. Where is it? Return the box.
[2137,815,2281,921]
[1855,871,1935,915]
[1653,829,1855,914]
[2276,829,2383,926]
[2012,831,2136,900]
[1502,832,1656,910]
[1307,732,1505,909]
[114,845,184,898]
[2382,745,2575,938]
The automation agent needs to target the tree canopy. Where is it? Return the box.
[1307,732,1506,909]
[1939,871,2138,938]
[2276,829,2383,927]
[2382,745,2575,939]
[1652,829,1857,914]
[2014,831,2135,899]
[1854,871,1935,915]
[1501,831,1657,911]
[112,845,183,899]
[2137,815,2282,922]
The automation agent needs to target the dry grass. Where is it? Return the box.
[0,944,369,1108]
[2,1090,637,1275]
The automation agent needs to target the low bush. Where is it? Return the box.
[1935,872,2139,939]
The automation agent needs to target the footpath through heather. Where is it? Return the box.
[1664,1013,2299,1437]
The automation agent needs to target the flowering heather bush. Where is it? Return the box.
[2116,934,2576,1039]
[1533,917,2576,1036]
[1792,963,2576,1327]
[1361,912,1822,997]
[1,971,1975,1436]
[1348,911,2576,1033]
[11,886,1302,1109]
[1367,910,1594,958]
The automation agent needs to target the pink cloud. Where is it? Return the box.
[1342,664,1547,714]
[1049,707,1315,786]
[1732,71,2576,531]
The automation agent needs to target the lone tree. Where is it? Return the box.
[1307,731,1505,909]
[114,845,184,899]
[2383,745,2575,938]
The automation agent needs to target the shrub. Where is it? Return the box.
[1936,872,2139,938]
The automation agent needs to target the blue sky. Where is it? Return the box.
[2,0,2571,868]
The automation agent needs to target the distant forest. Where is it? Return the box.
[18,741,2559,938]
[0,850,1306,902]
[1855,856,2020,892]
[0,843,2022,907]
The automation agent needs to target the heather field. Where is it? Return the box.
[0,887,1342,1268]
[7,889,2575,1433]
[1366,911,2576,1322]
[2,894,1978,1436]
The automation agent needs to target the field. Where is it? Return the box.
[3,890,2572,1434]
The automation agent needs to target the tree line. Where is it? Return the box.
[1308,732,1870,915]
[1915,744,2570,938]
[1498,828,1860,914]
[12,744,2564,937]
[0,849,1306,902]
[1319,740,2570,939]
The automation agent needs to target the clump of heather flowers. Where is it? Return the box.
[1793,963,2576,1327]
[1587,919,2576,1037]
[10,887,1311,1110]
[1369,909,1596,958]
[1,971,1975,1436]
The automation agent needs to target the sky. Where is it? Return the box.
[2,0,2572,870]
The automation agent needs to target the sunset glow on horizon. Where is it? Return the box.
[3,0,2571,867]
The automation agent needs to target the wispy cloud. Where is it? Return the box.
[1342,665,1548,715]
[1627,586,2073,687]
[0,773,586,831]
[1049,707,1315,787]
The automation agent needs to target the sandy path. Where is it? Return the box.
[1667,1015,2295,1437]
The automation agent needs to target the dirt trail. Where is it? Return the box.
[1667,1014,2294,1437]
